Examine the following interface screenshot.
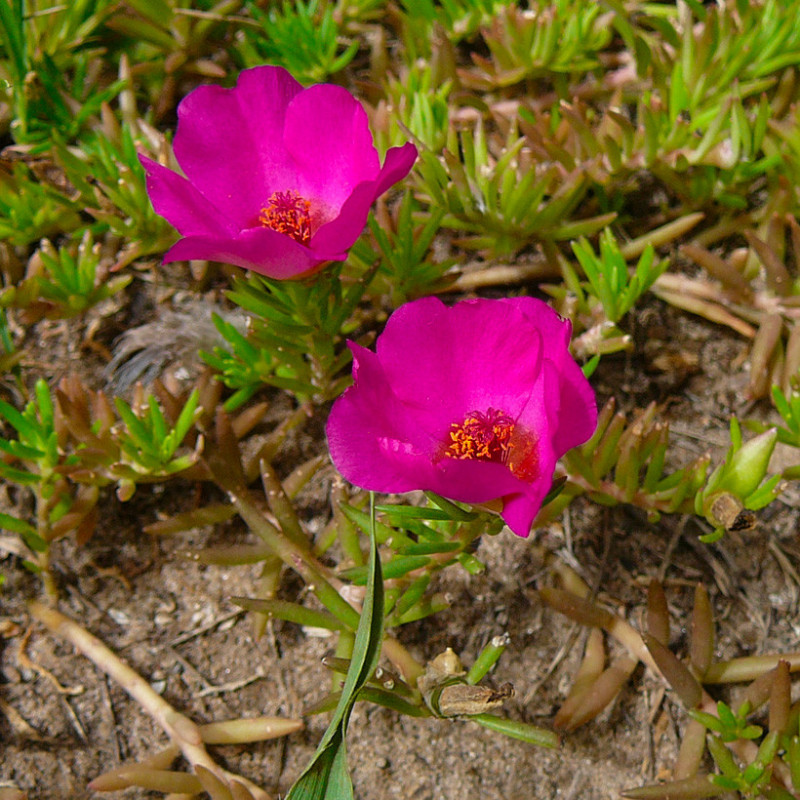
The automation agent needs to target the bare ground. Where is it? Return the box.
[2,283,800,800]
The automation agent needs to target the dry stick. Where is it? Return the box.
[705,652,800,684]
[651,273,757,338]
[444,259,558,292]
[28,602,271,800]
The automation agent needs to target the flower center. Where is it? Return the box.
[446,408,515,463]
[444,408,538,481]
[258,190,312,244]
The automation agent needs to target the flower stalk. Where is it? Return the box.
[227,484,425,684]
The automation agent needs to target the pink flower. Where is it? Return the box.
[139,66,417,278]
[326,297,597,537]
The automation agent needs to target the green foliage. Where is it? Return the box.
[401,0,501,39]
[646,0,800,110]
[0,161,82,248]
[570,229,668,324]
[618,0,799,205]
[106,0,238,50]
[201,266,370,409]
[236,0,358,84]
[112,390,201,482]
[643,92,776,208]
[545,399,710,524]
[334,0,386,24]
[332,494,498,624]
[378,65,452,152]
[202,311,311,409]
[102,0,238,109]
[415,119,613,256]
[286,497,383,800]
[520,88,777,212]
[707,730,779,795]
[53,122,178,266]
[544,227,671,360]
[232,488,553,763]
[770,102,800,189]
[550,402,783,542]
[399,0,505,51]
[629,716,784,799]
[350,195,455,305]
[0,378,92,576]
[749,385,800,448]
[0,231,131,321]
[695,420,780,542]
[691,701,763,744]
[0,0,121,143]
[0,114,175,269]
[6,0,800,794]
[504,0,800,212]
[0,375,203,589]
[548,579,800,800]
[461,0,613,89]
[0,378,68,492]
[0,308,21,378]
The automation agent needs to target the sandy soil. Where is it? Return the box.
[2,279,799,800]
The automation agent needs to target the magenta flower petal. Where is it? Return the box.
[501,297,597,453]
[371,143,422,198]
[311,143,419,254]
[327,297,598,538]
[162,227,347,278]
[283,84,381,220]
[375,297,544,422]
[421,458,527,505]
[328,344,526,502]
[141,66,418,279]
[498,490,548,539]
[544,355,598,454]
[139,155,238,238]
[172,67,304,229]
[327,344,430,493]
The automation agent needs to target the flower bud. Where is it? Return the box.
[717,428,778,500]
[696,428,778,535]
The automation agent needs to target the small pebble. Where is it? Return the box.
[154,611,172,628]
[107,608,130,626]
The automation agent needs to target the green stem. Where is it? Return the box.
[258,460,309,549]
[229,486,425,684]
[230,487,360,629]
[244,403,311,480]
[382,636,424,686]
[36,484,57,600]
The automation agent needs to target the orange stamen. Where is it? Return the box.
[444,408,538,481]
[259,190,312,244]
[446,408,515,463]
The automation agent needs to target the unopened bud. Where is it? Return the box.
[697,428,777,522]
[116,478,136,502]
[720,428,778,499]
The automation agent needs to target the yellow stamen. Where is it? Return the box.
[446,408,515,463]
[444,408,538,481]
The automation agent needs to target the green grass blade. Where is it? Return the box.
[286,493,385,799]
